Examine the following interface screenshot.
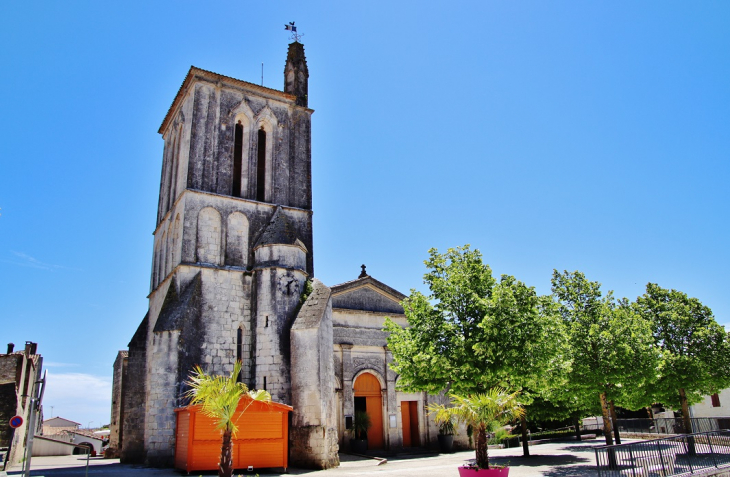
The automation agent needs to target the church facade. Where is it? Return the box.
[110,42,453,469]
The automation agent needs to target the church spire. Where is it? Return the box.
[284,42,309,107]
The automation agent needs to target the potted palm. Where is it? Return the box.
[427,403,456,453]
[444,388,525,477]
[185,361,271,477]
[350,411,372,454]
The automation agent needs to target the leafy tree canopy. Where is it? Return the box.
[636,283,730,410]
[385,245,564,401]
[551,270,657,445]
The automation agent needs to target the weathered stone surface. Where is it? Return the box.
[117,41,444,468]
[331,275,406,314]
[120,315,147,464]
[290,279,338,468]
[0,345,42,467]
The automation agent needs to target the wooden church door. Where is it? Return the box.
[354,373,384,449]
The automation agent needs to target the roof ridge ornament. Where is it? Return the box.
[359,264,368,279]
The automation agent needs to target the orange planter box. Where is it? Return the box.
[174,397,293,473]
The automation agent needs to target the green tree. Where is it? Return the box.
[385,246,565,455]
[636,283,730,434]
[185,361,271,477]
[551,270,657,446]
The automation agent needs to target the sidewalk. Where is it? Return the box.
[3,439,606,476]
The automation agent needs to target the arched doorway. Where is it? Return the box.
[354,372,384,449]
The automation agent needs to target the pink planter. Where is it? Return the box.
[458,466,510,477]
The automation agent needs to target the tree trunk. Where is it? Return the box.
[599,392,614,446]
[520,415,530,457]
[573,415,582,441]
[609,400,621,445]
[219,428,233,477]
[600,393,618,469]
[679,388,692,433]
[679,388,696,455]
[475,423,489,469]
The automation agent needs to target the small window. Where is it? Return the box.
[712,393,721,407]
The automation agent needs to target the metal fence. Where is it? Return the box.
[584,418,730,436]
[595,430,730,477]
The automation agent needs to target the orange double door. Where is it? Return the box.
[354,373,384,449]
[401,401,420,447]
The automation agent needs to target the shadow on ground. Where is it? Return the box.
[541,464,600,477]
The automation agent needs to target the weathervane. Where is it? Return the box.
[285,21,303,42]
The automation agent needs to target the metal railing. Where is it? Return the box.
[584,418,730,436]
[595,430,730,477]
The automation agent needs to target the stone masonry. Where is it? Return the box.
[113,41,453,471]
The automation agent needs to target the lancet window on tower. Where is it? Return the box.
[236,327,243,383]
[256,128,267,202]
[232,121,243,197]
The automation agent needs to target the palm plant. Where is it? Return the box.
[185,361,271,477]
[427,403,456,436]
[446,388,525,470]
[352,410,372,440]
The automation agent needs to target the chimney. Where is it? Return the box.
[7,343,14,354]
[284,42,309,108]
[25,341,37,355]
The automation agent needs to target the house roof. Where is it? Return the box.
[43,417,81,427]
[158,66,299,135]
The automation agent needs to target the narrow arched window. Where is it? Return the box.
[232,122,243,197]
[256,128,266,202]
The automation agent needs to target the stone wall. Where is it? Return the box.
[120,316,147,464]
[0,382,17,446]
[290,279,339,469]
[108,351,127,451]
[332,287,405,314]
[0,345,42,467]
[180,190,314,276]
[183,80,313,211]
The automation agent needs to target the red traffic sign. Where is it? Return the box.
[9,415,23,428]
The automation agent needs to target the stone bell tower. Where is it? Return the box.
[118,42,339,468]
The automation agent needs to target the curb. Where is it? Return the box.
[344,452,388,465]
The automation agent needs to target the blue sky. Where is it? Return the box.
[1,1,728,427]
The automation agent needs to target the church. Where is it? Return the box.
[109,42,452,469]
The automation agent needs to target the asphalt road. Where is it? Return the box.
[3,439,606,477]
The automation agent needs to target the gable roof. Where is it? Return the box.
[43,417,81,427]
[331,274,406,315]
